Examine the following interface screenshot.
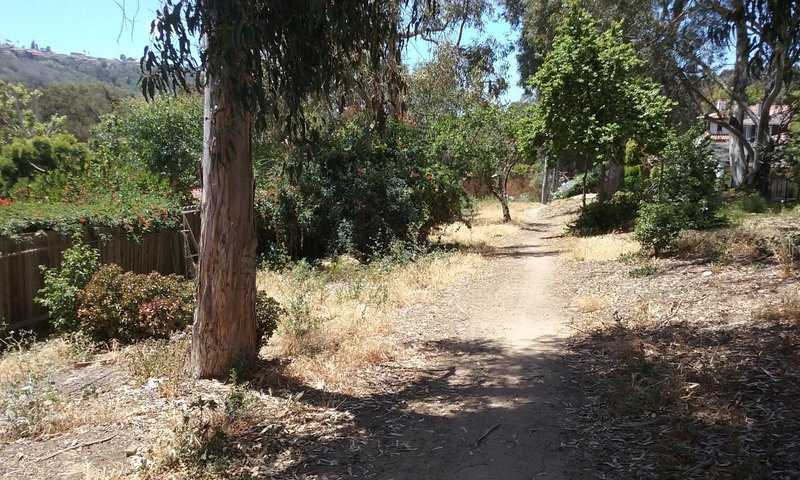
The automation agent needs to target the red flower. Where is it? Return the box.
[145,221,153,229]
[137,213,144,218]
[78,218,86,224]
[273,198,280,204]
[426,173,433,180]
[162,213,169,219]
[356,167,364,175]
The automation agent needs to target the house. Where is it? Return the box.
[705,100,791,144]
[704,100,797,200]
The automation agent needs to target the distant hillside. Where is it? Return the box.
[0,44,141,93]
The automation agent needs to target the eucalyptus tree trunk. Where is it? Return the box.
[728,1,750,188]
[191,39,258,379]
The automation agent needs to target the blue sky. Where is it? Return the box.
[1,0,163,59]
[1,0,523,100]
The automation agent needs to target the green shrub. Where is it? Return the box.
[77,264,194,343]
[255,291,283,343]
[570,191,641,236]
[254,119,468,260]
[77,265,281,345]
[35,235,101,332]
[634,203,686,255]
[635,128,723,254]
[735,193,769,214]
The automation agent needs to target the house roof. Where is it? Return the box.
[705,103,792,126]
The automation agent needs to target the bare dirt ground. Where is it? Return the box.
[0,204,589,479]
[359,207,586,479]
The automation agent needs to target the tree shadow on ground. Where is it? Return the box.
[210,336,590,479]
[486,244,559,259]
[563,318,800,479]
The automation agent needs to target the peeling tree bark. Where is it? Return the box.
[191,45,258,379]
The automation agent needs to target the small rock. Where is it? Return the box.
[124,443,139,457]
[702,271,712,277]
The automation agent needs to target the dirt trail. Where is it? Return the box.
[369,207,582,479]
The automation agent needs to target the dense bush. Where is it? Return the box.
[76,265,282,345]
[0,193,182,239]
[0,134,91,197]
[255,291,283,343]
[635,129,722,254]
[255,120,468,260]
[35,235,101,332]
[78,264,195,343]
[570,191,641,236]
[92,95,203,199]
[634,203,685,254]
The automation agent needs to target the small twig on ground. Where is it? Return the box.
[35,434,117,462]
[471,424,501,447]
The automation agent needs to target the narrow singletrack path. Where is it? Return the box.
[369,208,582,480]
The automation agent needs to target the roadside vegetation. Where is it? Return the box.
[550,192,799,478]
[0,199,530,478]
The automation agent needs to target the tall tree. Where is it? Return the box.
[432,103,531,221]
[143,0,432,378]
[528,3,673,201]
[664,0,800,191]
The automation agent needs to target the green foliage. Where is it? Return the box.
[77,265,195,343]
[92,95,203,198]
[0,133,91,196]
[75,265,282,345]
[35,235,101,332]
[0,192,182,240]
[570,191,641,236]
[38,82,130,141]
[255,119,468,260]
[430,103,533,220]
[255,292,283,344]
[635,129,723,254]
[0,80,66,145]
[528,4,673,181]
[735,193,769,214]
[634,202,685,254]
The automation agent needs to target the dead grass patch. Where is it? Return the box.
[124,334,191,398]
[0,334,91,386]
[553,233,640,262]
[256,249,487,393]
[571,295,607,313]
[561,229,800,478]
[433,199,539,251]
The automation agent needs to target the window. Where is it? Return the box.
[716,124,723,134]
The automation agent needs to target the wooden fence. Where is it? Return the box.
[768,175,799,203]
[0,212,199,331]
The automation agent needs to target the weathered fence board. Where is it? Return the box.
[0,211,200,331]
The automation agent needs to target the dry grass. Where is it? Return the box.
[0,334,91,385]
[433,199,539,251]
[553,233,641,262]
[256,250,486,393]
[571,295,607,313]
[253,200,532,393]
[124,335,191,398]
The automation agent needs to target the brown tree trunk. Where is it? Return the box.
[191,47,258,379]
[606,161,624,198]
[729,1,750,188]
